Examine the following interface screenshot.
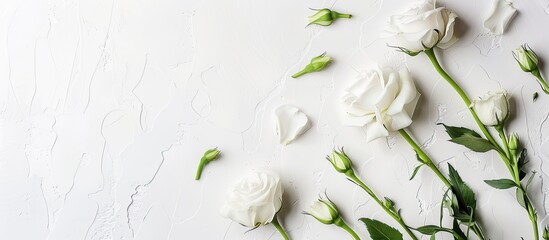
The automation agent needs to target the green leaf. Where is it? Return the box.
[484,179,517,189]
[360,218,403,240]
[438,123,482,139]
[517,149,528,180]
[525,172,536,191]
[416,225,444,235]
[452,218,467,240]
[448,164,477,211]
[449,134,495,152]
[439,124,494,152]
[410,164,425,180]
[516,188,527,209]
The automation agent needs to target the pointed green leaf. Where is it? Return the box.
[516,188,527,209]
[438,123,482,139]
[415,225,446,235]
[449,134,495,152]
[526,172,536,191]
[448,164,477,211]
[410,164,425,180]
[484,179,517,189]
[452,218,467,240]
[360,218,403,240]
[439,124,494,152]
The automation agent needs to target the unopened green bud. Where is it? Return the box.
[509,133,519,151]
[203,148,221,162]
[326,147,353,174]
[195,148,221,180]
[543,227,549,240]
[513,44,539,73]
[292,52,332,78]
[307,8,352,27]
[303,195,340,225]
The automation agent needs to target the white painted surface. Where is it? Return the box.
[1,0,549,239]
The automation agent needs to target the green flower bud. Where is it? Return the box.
[203,148,221,162]
[292,52,332,78]
[513,44,539,73]
[195,147,221,180]
[326,147,353,174]
[509,133,519,151]
[543,227,549,240]
[303,195,340,225]
[307,8,352,27]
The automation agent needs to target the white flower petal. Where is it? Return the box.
[365,121,389,142]
[484,0,517,35]
[275,105,311,145]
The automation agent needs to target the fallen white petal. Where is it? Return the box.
[275,105,311,145]
[484,0,517,35]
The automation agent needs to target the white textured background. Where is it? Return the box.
[2,0,549,239]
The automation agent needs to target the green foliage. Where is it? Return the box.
[484,179,517,189]
[360,218,403,240]
[439,124,495,152]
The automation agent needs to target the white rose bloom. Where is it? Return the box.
[386,0,458,53]
[470,90,509,126]
[341,67,420,142]
[220,170,283,227]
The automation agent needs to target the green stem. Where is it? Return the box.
[195,159,206,180]
[495,125,511,159]
[532,69,549,94]
[425,48,539,240]
[291,69,308,78]
[398,129,452,188]
[424,49,504,154]
[334,218,360,240]
[399,129,487,240]
[271,216,290,240]
[332,12,352,19]
[503,131,540,240]
[347,174,419,240]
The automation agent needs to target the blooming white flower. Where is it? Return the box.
[303,197,340,224]
[470,90,509,126]
[220,170,283,227]
[341,67,420,142]
[386,0,458,54]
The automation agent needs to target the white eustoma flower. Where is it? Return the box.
[303,197,339,224]
[341,67,420,142]
[470,90,509,126]
[386,0,458,53]
[220,170,283,227]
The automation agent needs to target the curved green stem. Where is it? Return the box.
[495,125,511,159]
[532,69,549,94]
[347,174,419,240]
[271,216,290,240]
[195,159,206,180]
[424,49,504,154]
[425,48,539,240]
[334,218,360,240]
[497,127,540,240]
[399,129,487,240]
[398,129,452,188]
